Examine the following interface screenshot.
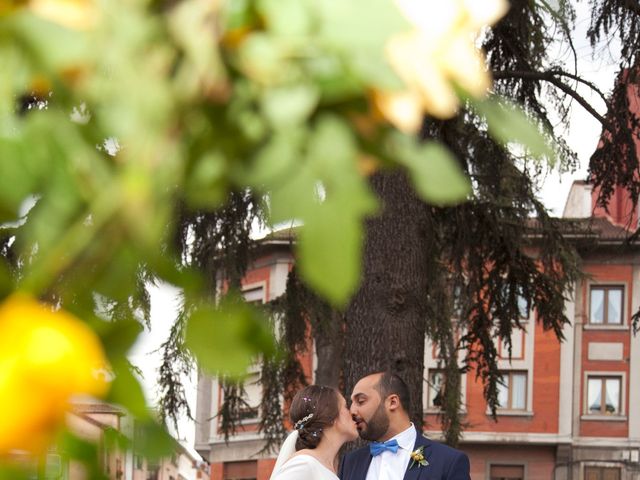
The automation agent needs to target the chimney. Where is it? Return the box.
[563,181,593,218]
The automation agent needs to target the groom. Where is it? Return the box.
[339,372,470,480]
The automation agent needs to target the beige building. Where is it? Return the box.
[34,401,208,480]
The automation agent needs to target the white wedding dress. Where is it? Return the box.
[269,432,338,480]
[270,454,338,480]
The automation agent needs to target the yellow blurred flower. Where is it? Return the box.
[378,0,509,132]
[29,0,97,30]
[0,294,108,454]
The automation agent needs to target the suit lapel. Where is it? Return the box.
[402,430,432,480]
[355,446,373,480]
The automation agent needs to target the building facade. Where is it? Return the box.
[194,235,297,480]
[35,401,208,480]
[427,181,640,479]
[194,177,640,480]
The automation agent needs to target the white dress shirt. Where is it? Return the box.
[365,424,416,480]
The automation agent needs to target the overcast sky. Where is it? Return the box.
[537,1,620,215]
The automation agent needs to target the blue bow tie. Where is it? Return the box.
[369,439,399,456]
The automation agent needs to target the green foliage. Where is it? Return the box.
[3,0,624,471]
[472,96,555,161]
[293,116,377,304]
[185,294,275,377]
[129,422,177,461]
[392,135,471,205]
[58,433,110,480]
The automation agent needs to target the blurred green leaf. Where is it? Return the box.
[298,195,368,306]
[58,432,109,480]
[168,0,225,99]
[296,116,377,305]
[184,152,227,208]
[261,83,319,129]
[185,295,275,377]
[84,245,142,302]
[315,0,407,88]
[307,116,357,180]
[103,427,131,452]
[0,255,13,300]
[258,0,312,37]
[269,162,317,224]
[58,432,99,464]
[222,0,259,31]
[246,129,305,187]
[316,0,407,51]
[0,465,31,480]
[305,56,363,101]
[237,33,289,84]
[99,318,144,360]
[0,140,38,222]
[129,420,176,461]
[107,360,150,420]
[394,136,471,205]
[473,96,555,160]
[10,12,92,73]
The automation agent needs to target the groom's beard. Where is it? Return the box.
[357,402,390,441]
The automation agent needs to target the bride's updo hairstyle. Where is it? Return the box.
[290,385,340,450]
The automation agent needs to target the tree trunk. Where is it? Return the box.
[343,170,430,428]
[314,310,344,388]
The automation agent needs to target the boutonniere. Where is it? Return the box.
[409,446,429,469]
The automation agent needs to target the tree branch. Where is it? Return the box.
[546,68,609,105]
[493,69,614,133]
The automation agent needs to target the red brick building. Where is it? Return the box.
[427,179,640,480]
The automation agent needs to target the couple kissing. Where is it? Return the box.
[269,372,470,480]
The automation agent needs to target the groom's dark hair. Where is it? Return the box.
[376,371,410,411]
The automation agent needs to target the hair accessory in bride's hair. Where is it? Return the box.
[294,413,314,430]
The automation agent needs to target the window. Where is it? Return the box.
[590,286,623,325]
[490,464,524,480]
[426,370,444,409]
[498,329,524,360]
[243,286,264,304]
[498,285,529,321]
[497,371,527,411]
[147,463,160,480]
[587,376,621,415]
[516,295,529,320]
[451,285,464,318]
[134,423,145,469]
[235,370,261,422]
[585,466,620,480]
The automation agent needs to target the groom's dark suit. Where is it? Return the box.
[338,427,470,480]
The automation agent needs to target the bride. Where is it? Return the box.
[270,385,358,480]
